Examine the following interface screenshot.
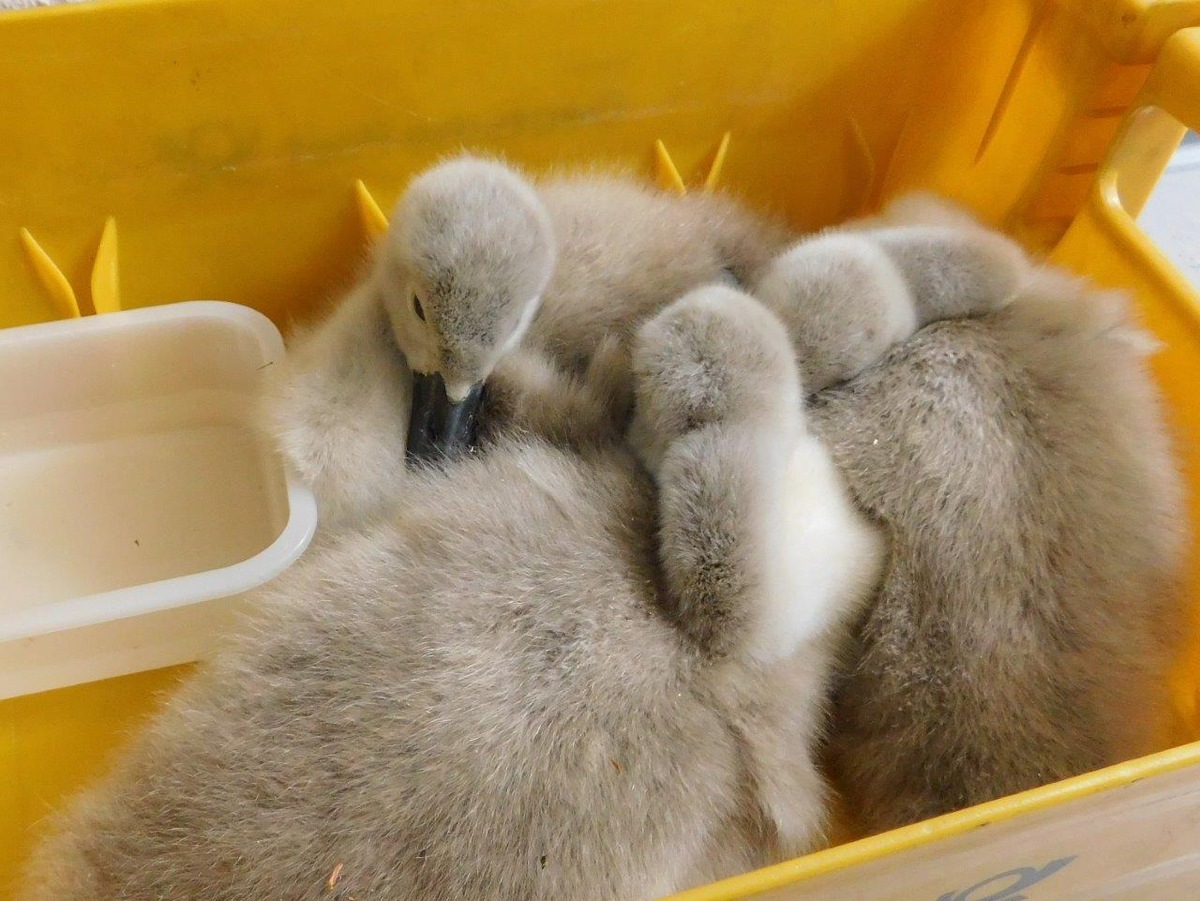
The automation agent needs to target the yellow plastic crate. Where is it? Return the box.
[3,0,1200,897]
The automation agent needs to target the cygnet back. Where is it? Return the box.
[814,268,1188,833]
[21,445,736,901]
[530,176,788,373]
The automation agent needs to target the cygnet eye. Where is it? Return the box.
[412,294,426,323]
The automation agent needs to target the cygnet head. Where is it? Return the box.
[376,155,556,462]
[629,284,801,474]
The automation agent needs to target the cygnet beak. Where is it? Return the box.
[406,372,486,465]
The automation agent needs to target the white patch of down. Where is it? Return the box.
[744,431,885,665]
[498,292,544,359]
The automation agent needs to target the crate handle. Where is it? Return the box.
[1139,26,1200,137]
[1102,27,1200,220]
[1061,24,1200,321]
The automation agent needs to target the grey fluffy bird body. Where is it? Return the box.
[814,269,1188,832]
[21,287,885,900]
[23,445,799,900]
[18,152,1188,896]
[529,176,786,372]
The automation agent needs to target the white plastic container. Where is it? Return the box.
[0,301,318,700]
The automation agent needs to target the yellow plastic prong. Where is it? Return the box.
[698,131,731,192]
[355,180,390,242]
[652,140,687,195]
[19,228,80,319]
[844,116,877,216]
[654,135,731,195]
[91,216,120,314]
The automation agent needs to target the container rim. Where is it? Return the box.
[0,300,319,643]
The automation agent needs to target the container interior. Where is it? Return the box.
[0,312,289,616]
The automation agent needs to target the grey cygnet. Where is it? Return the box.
[20,286,883,901]
[812,241,1188,834]
[261,155,786,527]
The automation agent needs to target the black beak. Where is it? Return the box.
[406,372,486,465]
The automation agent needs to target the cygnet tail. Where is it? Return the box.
[1006,265,1163,356]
